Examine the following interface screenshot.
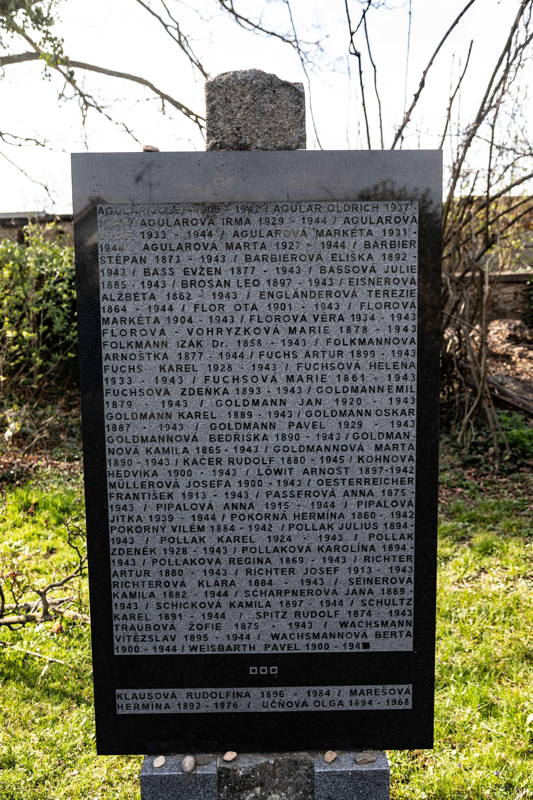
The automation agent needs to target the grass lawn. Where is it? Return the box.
[0,450,531,799]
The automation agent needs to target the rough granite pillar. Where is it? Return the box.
[205,69,305,151]
[218,753,314,800]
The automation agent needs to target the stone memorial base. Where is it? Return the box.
[140,751,389,800]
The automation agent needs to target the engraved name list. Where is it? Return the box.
[97,199,418,659]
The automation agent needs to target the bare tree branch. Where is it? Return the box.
[65,58,205,129]
[0,49,39,65]
[402,0,412,117]
[283,0,322,148]
[0,641,73,667]
[439,0,532,451]
[0,46,204,130]
[391,0,478,149]
[443,170,533,250]
[444,1,532,227]
[0,520,87,625]
[3,6,206,133]
[362,9,384,148]
[439,39,473,149]
[344,0,372,148]
[5,26,139,141]
[0,128,45,146]
[132,0,209,79]
[444,192,533,258]
[470,202,533,265]
[0,148,53,201]
[216,0,318,57]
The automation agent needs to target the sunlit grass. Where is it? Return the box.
[0,467,531,799]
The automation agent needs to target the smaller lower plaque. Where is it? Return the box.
[116,684,412,714]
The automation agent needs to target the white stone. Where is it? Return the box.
[182,755,196,773]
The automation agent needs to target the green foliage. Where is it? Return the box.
[0,225,77,392]
[391,475,532,800]
[443,412,533,472]
[0,1,59,50]
[0,474,85,602]
[498,411,533,467]
[0,473,141,799]
[0,397,81,471]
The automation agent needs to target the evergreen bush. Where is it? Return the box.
[0,224,77,393]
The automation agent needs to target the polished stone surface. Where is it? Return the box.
[72,149,441,754]
[72,150,442,214]
[98,198,418,659]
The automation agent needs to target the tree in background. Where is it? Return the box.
[0,0,532,453]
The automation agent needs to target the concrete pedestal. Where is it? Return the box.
[140,751,389,800]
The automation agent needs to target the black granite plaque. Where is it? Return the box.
[72,151,441,755]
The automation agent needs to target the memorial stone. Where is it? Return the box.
[72,149,441,756]
[205,69,306,151]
